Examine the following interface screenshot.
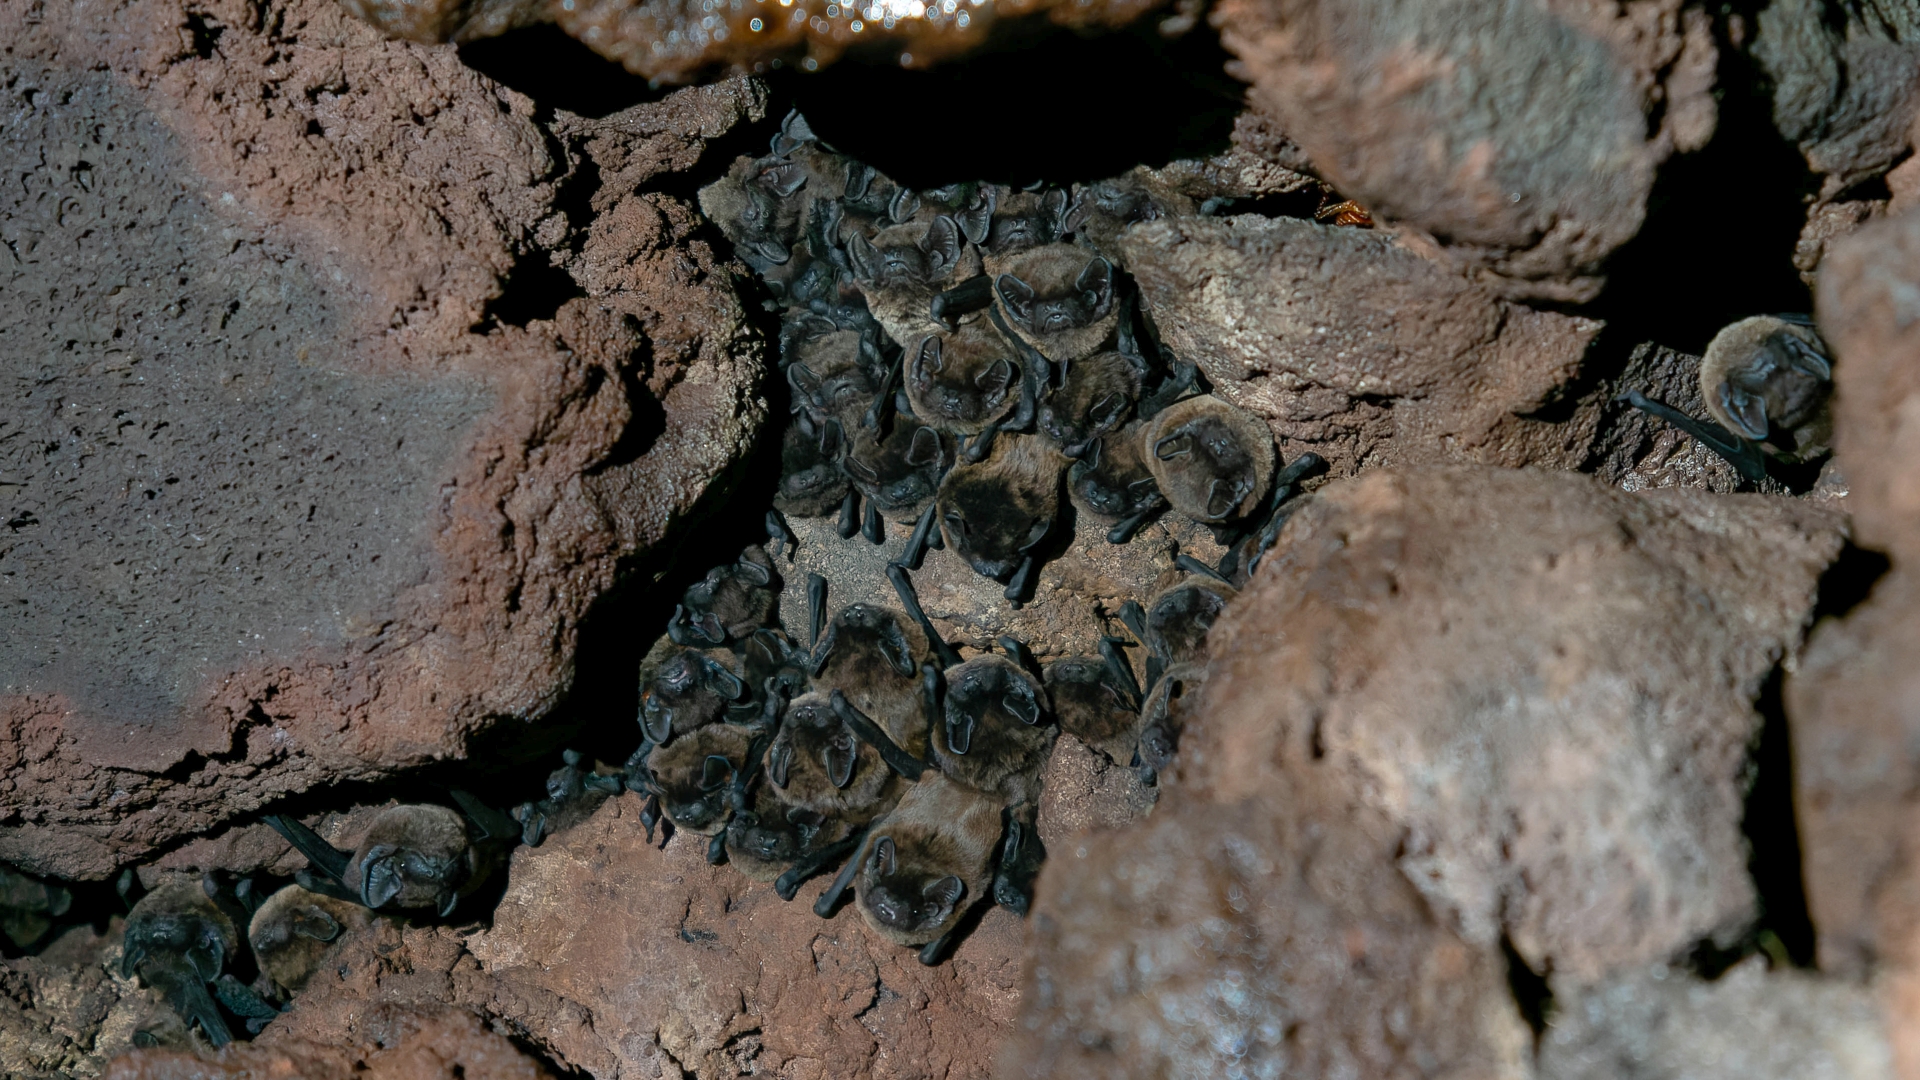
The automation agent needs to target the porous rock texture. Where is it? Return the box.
[0,0,766,880]
[1212,0,1718,303]
[1003,466,1849,1077]
[1121,215,1606,477]
[1787,205,1920,1079]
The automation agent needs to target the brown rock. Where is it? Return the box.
[1003,786,1531,1080]
[1184,467,1843,979]
[1816,208,1920,565]
[108,1009,551,1080]
[0,0,767,878]
[1008,466,1845,1077]
[1753,0,1920,195]
[466,793,1026,1079]
[1118,215,1604,477]
[1214,0,1716,302]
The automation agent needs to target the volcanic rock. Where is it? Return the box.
[1005,466,1846,1075]
[1214,0,1717,303]
[0,0,768,879]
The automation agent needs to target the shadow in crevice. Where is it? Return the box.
[479,248,587,328]
[779,18,1245,188]
[1808,542,1892,625]
[458,24,663,119]
[1688,662,1817,979]
[1501,933,1554,1042]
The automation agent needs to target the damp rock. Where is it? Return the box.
[0,0,767,879]
[1213,0,1717,302]
[1118,215,1605,477]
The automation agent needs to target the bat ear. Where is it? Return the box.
[922,874,965,909]
[845,161,874,200]
[825,731,857,789]
[701,755,736,791]
[870,835,898,877]
[760,161,808,198]
[701,659,746,700]
[437,889,459,918]
[1003,682,1041,726]
[1206,479,1240,520]
[1716,383,1770,441]
[1154,431,1194,461]
[1088,391,1128,429]
[121,944,147,979]
[1042,188,1069,230]
[789,363,823,401]
[751,238,792,266]
[890,187,922,224]
[881,623,918,676]
[1126,476,1161,500]
[767,739,792,788]
[907,426,943,467]
[1062,188,1093,235]
[945,709,975,755]
[915,335,943,380]
[847,232,877,280]
[694,612,727,644]
[1781,334,1833,381]
[733,555,772,587]
[639,695,674,746]
[1082,437,1104,469]
[923,216,961,272]
[360,852,405,910]
[976,356,1014,399]
[1077,257,1114,308]
[997,274,1036,323]
[819,417,844,458]
[959,189,994,245]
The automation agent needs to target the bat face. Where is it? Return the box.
[937,435,1063,581]
[789,329,885,430]
[933,655,1056,804]
[677,546,778,646]
[698,156,808,266]
[764,694,897,819]
[1137,663,1203,775]
[1146,577,1237,669]
[1700,317,1832,450]
[858,835,967,939]
[1068,424,1163,522]
[647,724,755,836]
[123,880,236,985]
[844,423,951,520]
[986,189,1068,259]
[349,804,475,913]
[996,248,1115,339]
[1043,657,1140,757]
[906,327,1021,435]
[776,422,850,519]
[639,645,744,746]
[848,216,966,292]
[725,787,849,882]
[249,884,371,993]
[1038,350,1142,457]
[1146,395,1277,522]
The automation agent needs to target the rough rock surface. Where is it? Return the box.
[1213,0,1717,302]
[1539,957,1893,1080]
[0,0,767,879]
[109,1009,552,1080]
[1752,0,1920,195]
[1816,209,1920,565]
[1119,215,1605,477]
[1004,466,1846,1076]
